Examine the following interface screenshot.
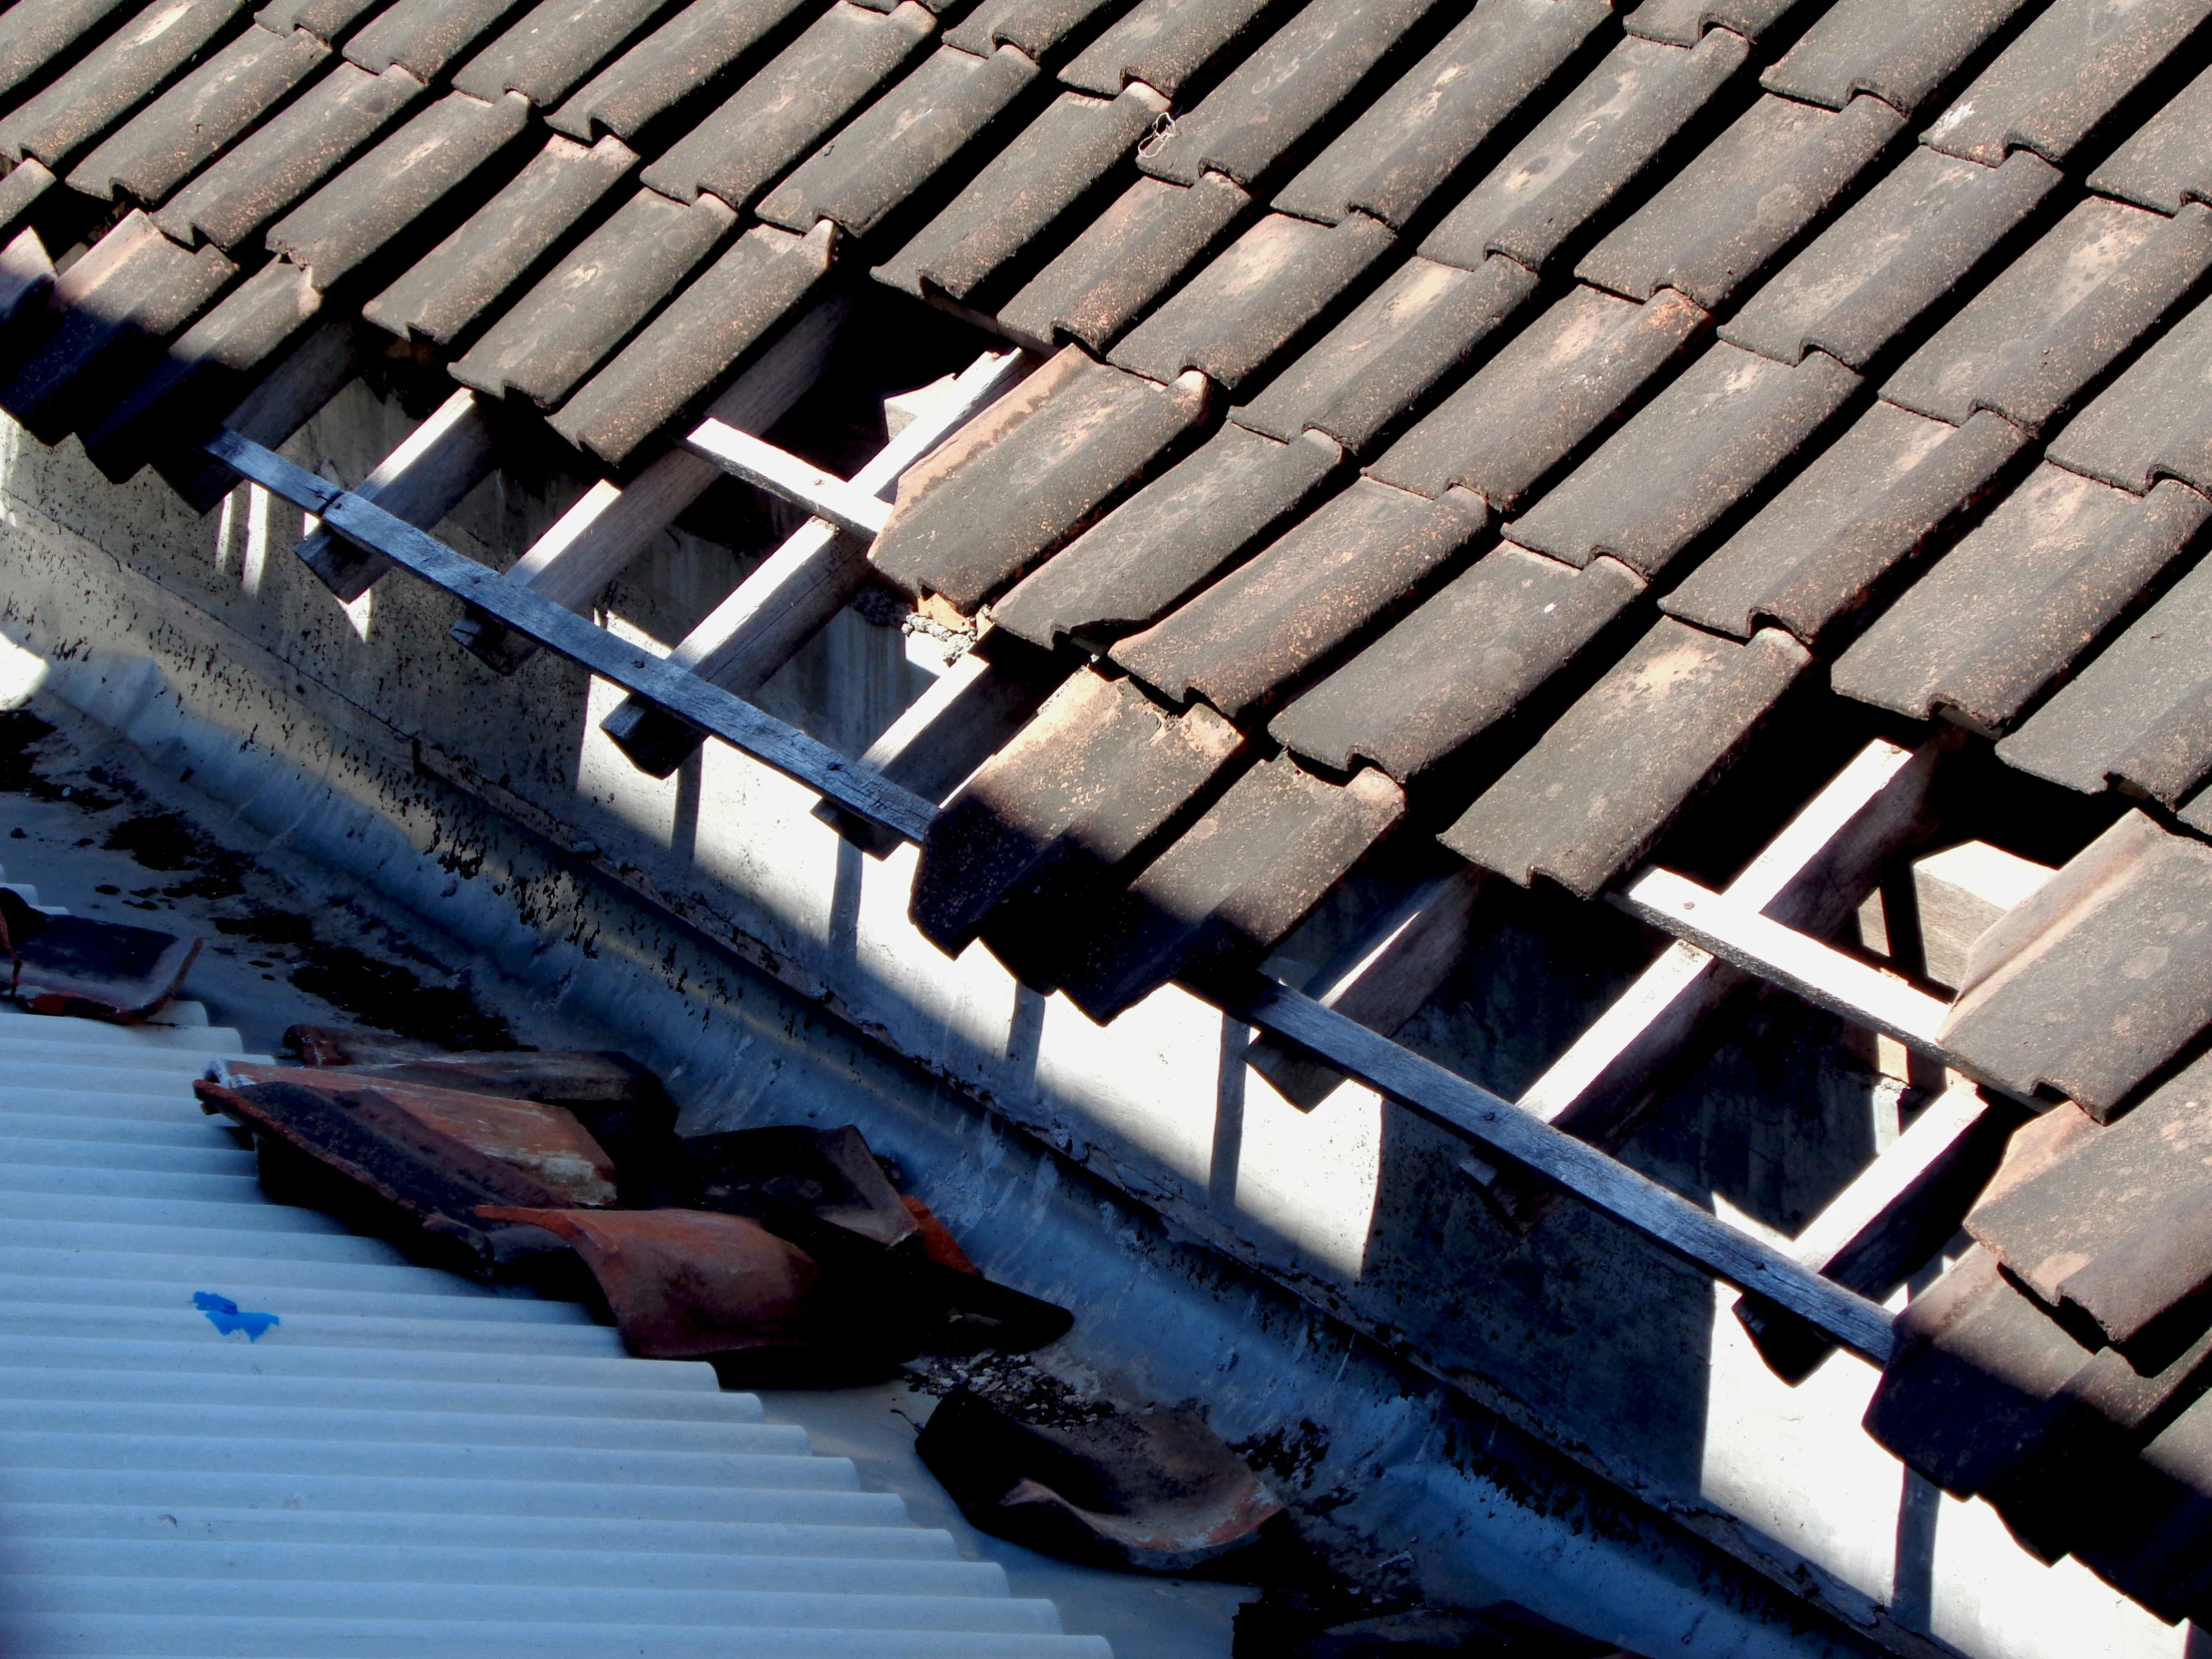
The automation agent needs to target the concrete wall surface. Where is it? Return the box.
[0,391,2192,1659]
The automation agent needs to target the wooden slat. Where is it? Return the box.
[685,421,894,539]
[209,430,938,845]
[296,388,498,602]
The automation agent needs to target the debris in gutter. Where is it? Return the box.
[0,884,200,1021]
[684,1124,920,1249]
[916,1384,1285,1572]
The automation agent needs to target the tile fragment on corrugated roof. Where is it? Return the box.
[1760,0,2032,115]
[1622,0,1801,46]
[1886,198,2212,436]
[255,0,384,42]
[2,218,238,439]
[450,186,735,408]
[266,88,533,287]
[942,0,1124,58]
[152,60,427,252]
[1059,0,1286,98]
[363,130,637,346]
[1058,759,1404,1022]
[0,0,251,172]
[1998,557,2212,810]
[1232,254,1536,450]
[1369,283,1709,508]
[450,0,686,106]
[1110,476,1488,719]
[1662,403,2025,643]
[1272,0,1611,230]
[1967,1050,2212,1349]
[65,23,331,206]
[1940,809,2212,1120]
[1137,0,1452,190]
[1920,0,2212,168]
[997,170,1249,351]
[80,257,321,475]
[757,42,1038,238]
[1576,94,1905,310]
[909,668,1246,953]
[992,421,1344,650]
[1833,464,2211,733]
[546,0,814,144]
[1440,618,1812,896]
[639,1,934,208]
[1719,145,2058,369]
[2090,60,2212,215]
[344,0,530,80]
[2045,288,2212,497]
[1504,340,1862,578]
[1107,209,1394,390]
[876,86,1163,303]
[0,0,143,104]
[551,221,833,464]
[1270,545,1645,783]
[870,346,1211,610]
[1417,29,1750,276]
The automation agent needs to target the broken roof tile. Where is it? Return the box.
[1504,339,1862,579]
[0,0,146,103]
[757,42,1039,238]
[992,421,1345,650]
[942,0,1122,58]
[450,186,736,409]
[1941,809,2212,1119]
[551,221,834,465]
[1623,0,1800,46]
[1107,209,1395,391]
[869,345,1211,610]
[1719,145,2058,370]
[1834,465,2211,735]
[1576,93,1905,311]
[909,667,1247,953]
[363,130,637,347]
[1998,555,2212,810]
[639,1,934,210]
[1417,29,1750,276]
[1138,0,1452,191]
[2090,60,2212,215]
[1270,544,1646,783]
[265,88,532,288]
[875,86,1163,305]
[1059,0,1284,98]
[1968,1049,2212,1353]
[997,170,1249,352]
[2045,287,2212,499]
[450,0,685,107]
[1109,476,1490,719]
[1761,0,2031,115]
[545,0,813,145]
[0,0,251,173]
[1273,0,1610,231]
[1369,282,1710,508]
[1232,253,1537,451]
[1662,403,2026,643]
[1440,618,1813,896]
[343,0,527,81]
[152,60,427,252]
[65,22,330,207]
[1920,0,2212,168]
[1885,198,2212,436]
[1059,759,1404,1021]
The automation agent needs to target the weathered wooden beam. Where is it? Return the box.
[602,347,1029,777]
[296,388,498,602]
[452,297,850,673]
[1736,1081,2022,1382]
[684,421,894,539]
[168,319,362,513]
[210,429,937,844]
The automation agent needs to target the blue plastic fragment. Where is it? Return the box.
[193,1291,279,1342]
